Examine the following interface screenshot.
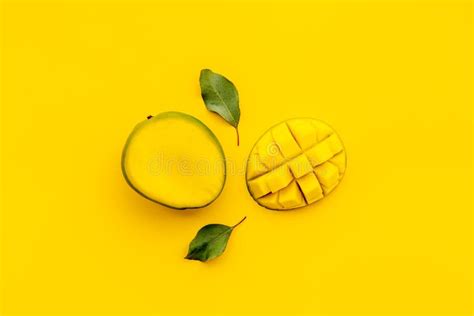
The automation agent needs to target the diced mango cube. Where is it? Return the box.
[265,165,293,193]
[329,152,346,175]
[287,119,317,150]
[296,172,323,204]
[258,192,281,209]
[271,123,301,158]
[257,133,285,169]
[314,162,339,188]
[278,181,306,209]
[288,154,313,178]
[312,121,333,141]
[306,142,333,166]
[322,181,339,195]
[325,133,344,154]
[248,176,271,198]
[246,152,269,180]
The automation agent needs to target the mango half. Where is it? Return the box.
[122,112,226,209]
[246,118,346,210]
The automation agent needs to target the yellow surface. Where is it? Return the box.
[0,0,472,315]
[246,118,346,209]
[122,112,225,209]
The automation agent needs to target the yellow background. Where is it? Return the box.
[1,0,472,315]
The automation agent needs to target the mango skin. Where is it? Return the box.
[246,118,346,210]
[122,112,226,210]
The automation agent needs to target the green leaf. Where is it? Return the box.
[185,216,246,262]
[199,69,241,145]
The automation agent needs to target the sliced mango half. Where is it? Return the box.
[246,118,346,210]
[122,112,226,209]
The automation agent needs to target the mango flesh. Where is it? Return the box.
[122,112,226,209]
[246,118,346,210]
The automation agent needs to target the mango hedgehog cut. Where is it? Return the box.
[246,118,346,210]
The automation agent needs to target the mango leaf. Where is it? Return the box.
[185,217,246,262]
[199,69,241,145]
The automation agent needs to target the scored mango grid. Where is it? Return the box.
[247,121,345,209]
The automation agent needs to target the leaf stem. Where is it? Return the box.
[232,216,247,229]
[236,127,240,146]
[235,127,240,146]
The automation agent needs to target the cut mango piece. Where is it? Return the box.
[306,142,334,167]
[322,181,339,195]
[278,182,306,209]
[287,119,317,149]
[256,132,285,169]
[265,165,293,193]
[325,133,344,154]
[248,176,271,198]
[246,118,346,210]
[296,172,323,204]
[246,152,268,180]
[314,162,339,188]
[329,152,346,175]
[271,123,301,158]
[288,154,313,178]
[258,192,281,209]
[312,121,333,142]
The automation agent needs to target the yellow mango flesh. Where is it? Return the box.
[122,112,225,209]
[246,118,346,210]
